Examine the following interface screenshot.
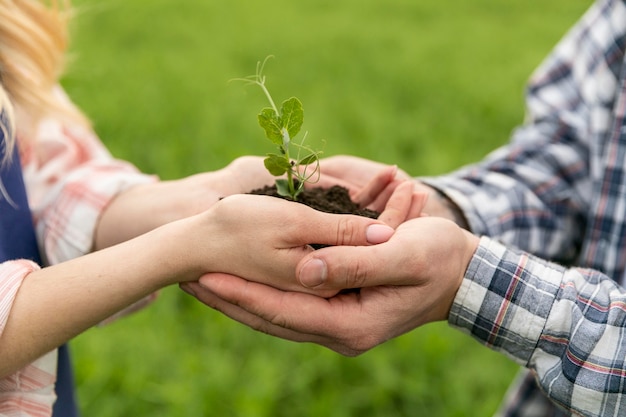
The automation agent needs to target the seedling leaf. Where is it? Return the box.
[264,154,291,176]
[275,179,292,198]
[280,97,303,139]
[258,108,283,145]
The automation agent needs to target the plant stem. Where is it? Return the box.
[288,169,297,198]
[258,79,298,199]
[258,82,279,116]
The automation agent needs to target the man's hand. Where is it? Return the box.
[182,215,479,355]
[313,155,468,227]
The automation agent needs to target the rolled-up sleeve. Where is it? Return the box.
[21,116,156,265]
[0,260,40,336]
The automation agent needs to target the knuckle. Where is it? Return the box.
[344,259,368,289]
[339,254,372,289]
[335,217,359,246]
[267,312,289,329]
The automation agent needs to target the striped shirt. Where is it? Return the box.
[0,88,155,416]
[426,0,626,415]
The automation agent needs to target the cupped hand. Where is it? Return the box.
[314,155,411,212]
[186,193,396,297]
[295,217,479,320]
[182,275,432,356]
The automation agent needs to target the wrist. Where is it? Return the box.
[422,185,470,229]
[154,214,217,286]
[461,229,480,280]
[440,227,480,321]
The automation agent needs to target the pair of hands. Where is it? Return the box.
[181,155,479,355]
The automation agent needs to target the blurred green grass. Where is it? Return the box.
[62,0,591,415]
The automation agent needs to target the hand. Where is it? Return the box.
[314,155,411,212]
[316,155,412,189]
[182,216,480,355]
[183,193,398,297]
[314,155,469,227]
[180,177,421,293]
[182,156,274,215]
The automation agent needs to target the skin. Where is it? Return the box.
[183,155,479,356]
[95,155,408,249]
[316,155,468,225]
[0,156,409,377]
[94,156,275,249]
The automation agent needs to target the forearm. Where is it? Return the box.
[94,157,273,250]
[0,219,196,378]
[421,142,588,264]
[94,173,227,250]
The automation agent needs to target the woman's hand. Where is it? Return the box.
[180,193,398,297]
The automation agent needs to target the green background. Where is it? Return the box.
[61,0,591,415]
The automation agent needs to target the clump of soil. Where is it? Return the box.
[250,183,376,288]
[249,184,380,219]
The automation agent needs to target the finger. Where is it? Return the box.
[191,274,350,345]
[377,181,414,228]
[317,155,380,184]
[181,278,315,343]
[408,191,429,219]
[288,210,394,247]
[311,174,360,193]
[366,179,406,212]
[352,165,397,207]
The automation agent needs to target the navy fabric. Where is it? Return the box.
[52,344,79,417]
[1,109,80,417]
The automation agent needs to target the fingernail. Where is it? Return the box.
[366,224,394,244]
[299,258,327,288]
[180,283,197,297]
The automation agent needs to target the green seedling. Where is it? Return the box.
[233,57,322,200]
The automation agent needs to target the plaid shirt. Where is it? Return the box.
[426,0,626,415]
[0,88,155,416]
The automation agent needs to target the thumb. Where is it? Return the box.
[297,245,397,290]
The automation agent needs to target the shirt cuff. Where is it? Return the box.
[0,260,40,336]
[448,236,563,366]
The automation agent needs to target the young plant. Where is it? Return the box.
[233,57,322,200]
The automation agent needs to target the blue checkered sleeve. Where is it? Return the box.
[450,237,626,416]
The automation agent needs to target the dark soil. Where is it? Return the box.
[249,184,380,219]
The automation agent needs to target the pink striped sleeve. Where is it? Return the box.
[0,260,58,417]
[0,260,39,336]
[21,116,156,265]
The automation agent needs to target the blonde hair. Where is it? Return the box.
[0,0,88,163]
[0,86,15,164]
